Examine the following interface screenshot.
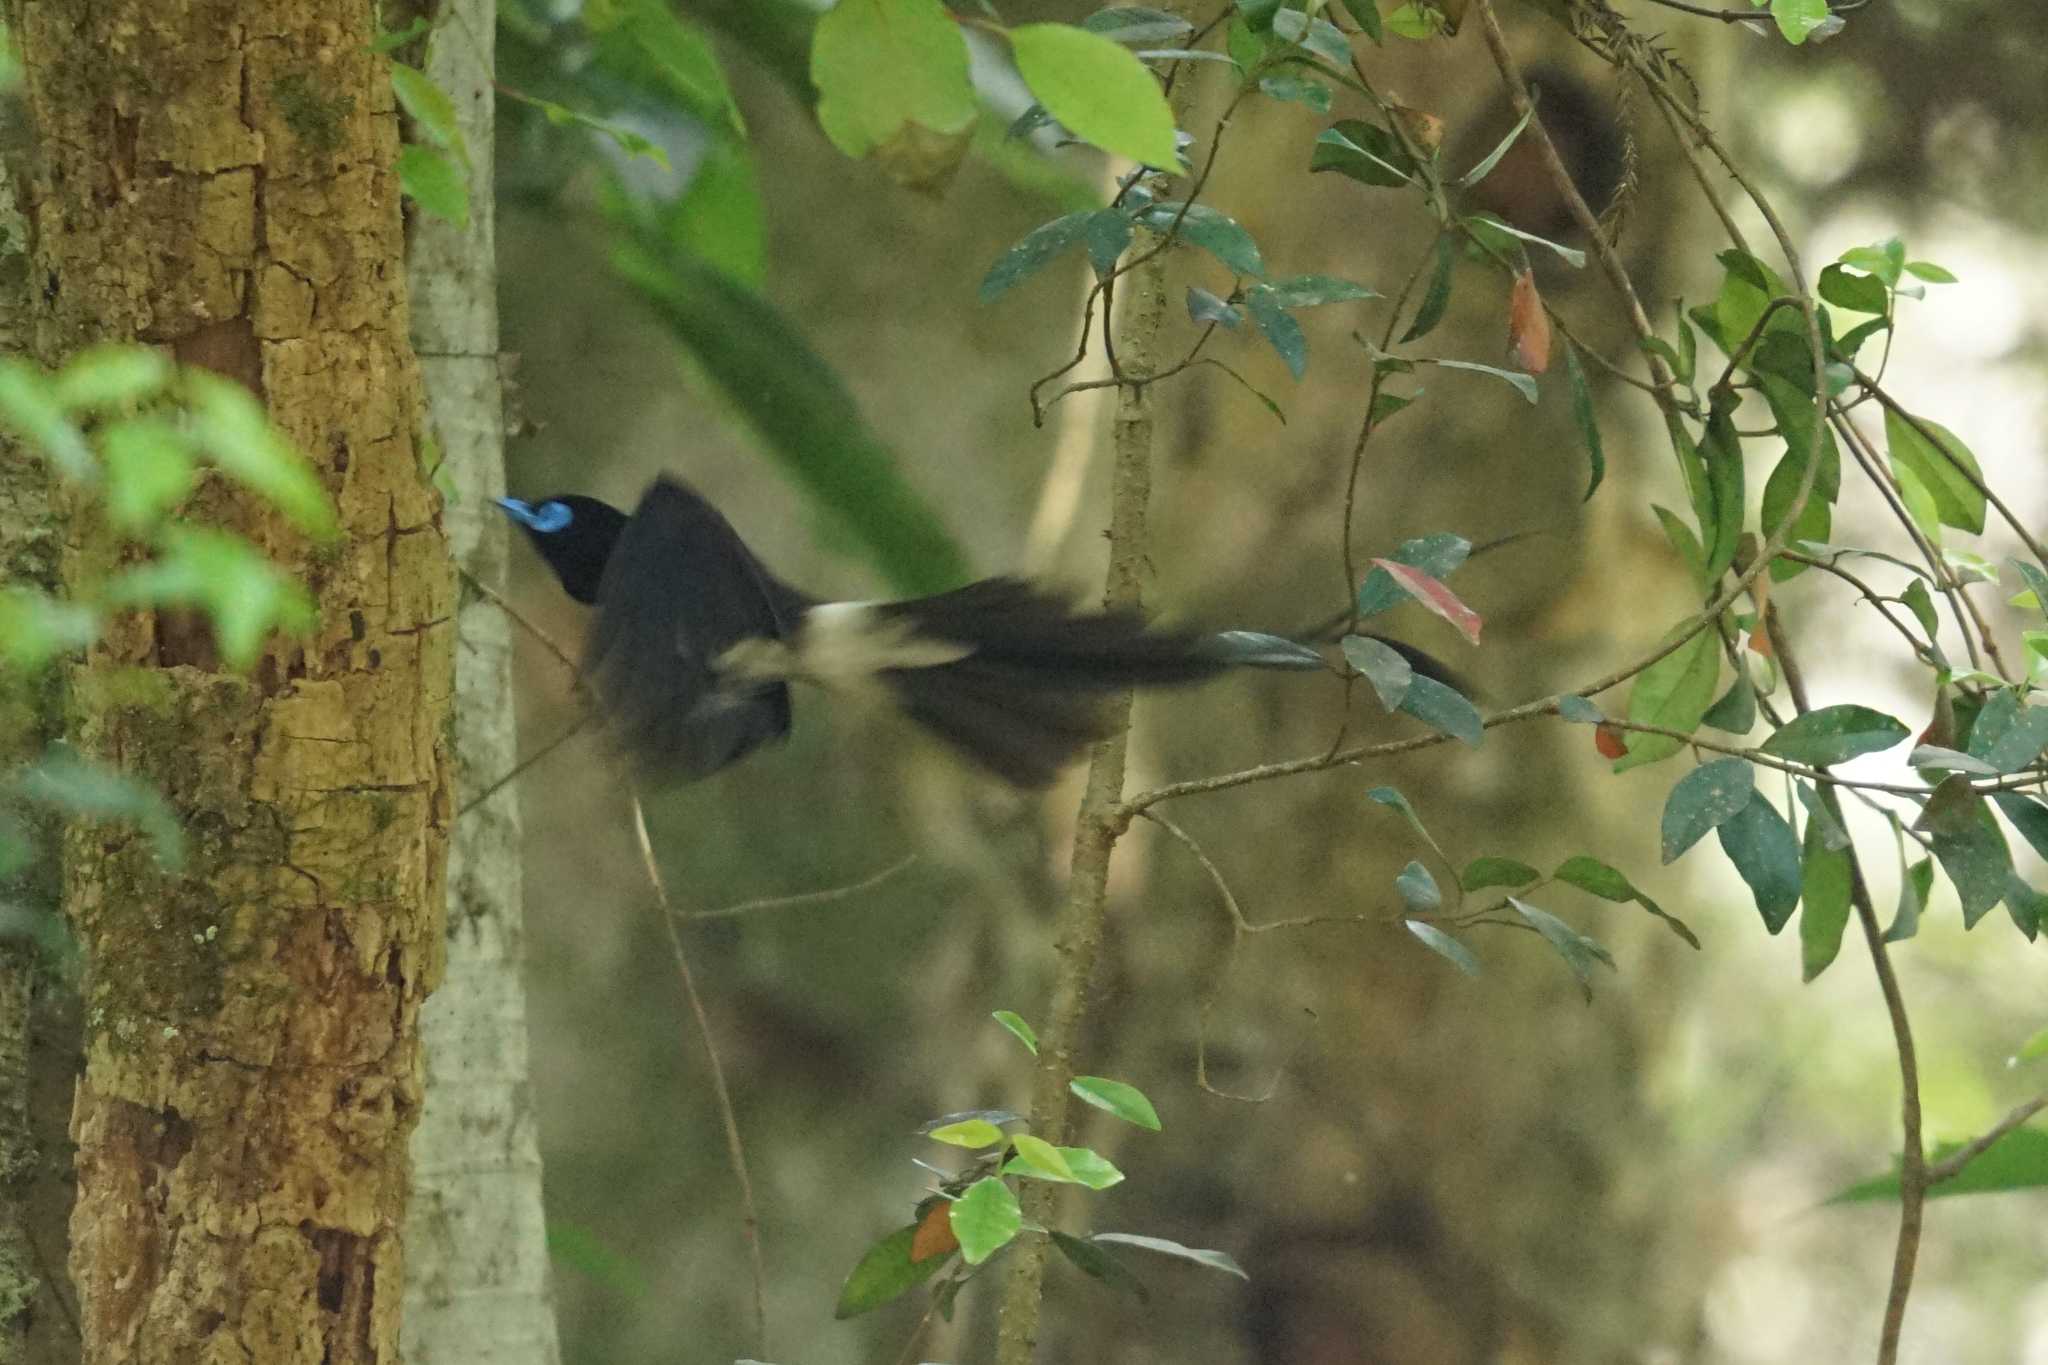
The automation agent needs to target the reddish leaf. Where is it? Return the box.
[911,1200,959,1264]
[1594,723,1628,760]
[1747,622,1772,656]
[1509,270,1551,375]
[1369,558,1483,645]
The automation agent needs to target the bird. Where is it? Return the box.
[496,477,1453,788]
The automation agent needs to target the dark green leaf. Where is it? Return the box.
[1464,212,1586,268]
[1990,793,2048,862]
[1070,1076,1162,1130]
[1050,1231,1150,1301]
[1562,342,1604,501]
[1309,120,1413,188]
[1091,1233,1247,1280]
[1259,275,1376,308]
[1701,672,1757,735]
[1246,287,1307,379]
[1400,233,1455,344]
[1457,99,1537,187]
[1394,859,1440,913]
[1186,286,1244,329]
[1555,695,1602,724]
[1697,397,1745,584]
[614,247,969,594]
[1461,856,1538,890]
[1717,792,1803,932]
[1083,209,1135,278]
[1817,263,1888,315]
[2008,559,2048,620]
[981,212,1094,302]
[1200,630,1324,668]
[1342,634,1413,709]
[1430,358,1537,404]
[950,1177,1022,1265]
[1339,0,1384,41]
[834,1225,947,1318]
[1798,810,1854,981]
[1082,6,1196,44]
[1396,674,1482,746]
[1965,689,2048,773]
[2006,876,2045,940]
[1258,72,1332,111]
[1405,919,1479,976]
[1555,853,1700,946]
[1661,758,1756,863]
[617,0,748,135]
[1925,791,2011,928]
[1758,705,1911,766]
[1885,851,1932,944]
[1268,8,1352,63]
[1827,1126,2048,1205]
[1139,202,1264,276]
[1902,579,1940,641]
[1508,897,1614,1001]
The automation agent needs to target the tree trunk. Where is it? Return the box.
[12,2,452,1360]
[402,4,562,1362]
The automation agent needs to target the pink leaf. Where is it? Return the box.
[1370,558,1483,646]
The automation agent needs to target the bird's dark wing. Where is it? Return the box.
[583,479,801,782]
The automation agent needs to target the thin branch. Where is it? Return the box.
[1925,1096,2048,1186]
[456,712,595,819]
[689,854,918,923]
[629,793,768,1360]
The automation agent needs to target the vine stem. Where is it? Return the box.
[994,14,1200,1358]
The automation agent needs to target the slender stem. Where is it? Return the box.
[630,794,769,1360]
[1925,1096,2048,1185]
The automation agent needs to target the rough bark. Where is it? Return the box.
[12,3,452,1361]
[401,4,562,1362]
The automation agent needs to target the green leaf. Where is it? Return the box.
[617,0,747,135]
[1925,791,2011,929]
[1258,72,1332,112]
[669,138,765,287]
[1697,397,1745,584]
[0,359,94,478]
[1508,897,1614,1001]
[1464,212,1586,268]
[1885,409,1985,535]
[103,527,317,669]
[1461,856,1537,890]
[1966,688,2048,774]
[1840,239,1903,287]
[1769,0,1831,44]
[1798,809,1854,981]
[2008,559,2048,621]
[1246,287,1307,379]
[1903,260,1956,284]
[1070,1076,1162,1131]
[613,247,969,594]
[1400,233,1455,343]
[1342,634,1413,710]
[929,1118,1005,1148]
[397,144,470,228]
[980,212,1094,303]
[1090,1233,1247,1280]
[12,746,185,871]
[992,1009,1039,1054]
[1701,672,1757,735]
[1617,629,1720,771]
[1196,630,1323,669]
[1138,202,1264,277]
[1309,120,1413,189]
[54,344,172,410]
[1268,8,1352,63]
[950,1177,1023,1265]
[1340,0,1384,41]
[1816,263,1888,316]
[1827,1126,2048,1205]
[1083,209,1135,278]
[1717,792,1803,933]
[1052,1146,1125,1190]
[2015,1026,2048,1066]
[1010,23,1183,168]
[1382,3,1447,38]
[1653,504,1707,590]
[1429,358,1537,404]
[99,417,198,532]
[389,62,466,159]
[1396,674,1483,747]
[1563,341,1604,501]
[181,371,338,539]
[1186,286,1244,329]
[1556,853,1701,947]
[812,0,977,180]
[1661,758,1756,863]
[1405,919,1479,976]
[1356,532,1469,616]
[2003,875,2044,940]
[1884,851,1933,943]
[1394,859,1440,913]
[1758,705,1911,765]
[1259,275,1376,309]
[0,591,99,670]
[1008,1133,1079,1182]
[1050,1231,1149,1301]
[1082,7,1195,44]
[834,1225,947,1318]
[1760,437,1834,582]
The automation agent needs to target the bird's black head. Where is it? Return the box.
[495,494,630,605]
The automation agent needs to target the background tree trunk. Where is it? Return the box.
[402,4,562,1362]
[11,2,452,1359]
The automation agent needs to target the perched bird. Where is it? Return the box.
[498,477,1443,787]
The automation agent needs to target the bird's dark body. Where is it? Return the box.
[500,477,1450,787]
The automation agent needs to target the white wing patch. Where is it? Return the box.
[716,602,973,686]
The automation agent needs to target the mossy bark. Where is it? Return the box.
[10,2,452,1360]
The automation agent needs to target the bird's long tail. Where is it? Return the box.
[875,579,1322,786]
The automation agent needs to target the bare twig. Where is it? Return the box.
[690,854,918,923]
[629,793,768,1359]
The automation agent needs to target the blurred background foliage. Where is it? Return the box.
[484,1,2046,1361]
